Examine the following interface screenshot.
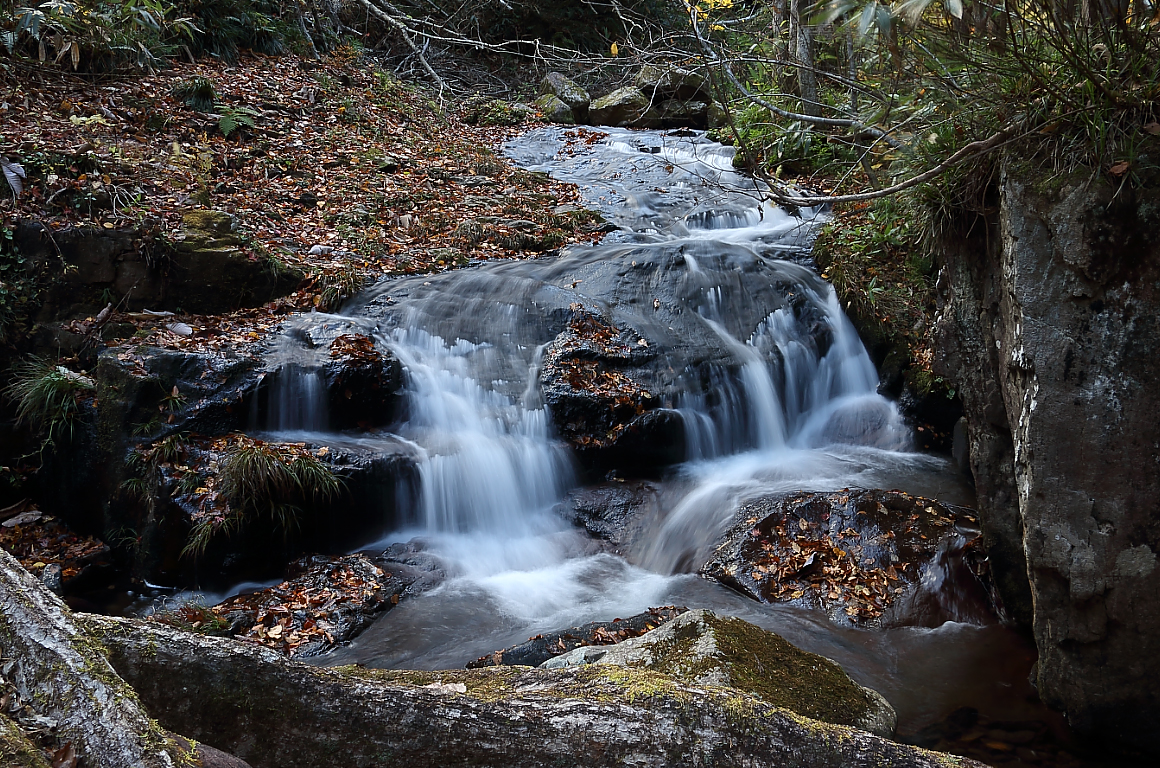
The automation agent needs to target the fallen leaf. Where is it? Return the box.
[1109,161,1130,176]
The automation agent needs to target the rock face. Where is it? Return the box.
[701,490,998,628]
[933,161,1160,752]
[12,214,302,321]
[546,609,897,738]
[634,65,710,102]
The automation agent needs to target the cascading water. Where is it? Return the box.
[241,127,1056,738]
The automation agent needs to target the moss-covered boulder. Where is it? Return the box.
[540,72,590,121]
[535,93,576,124]
[588,86,651,126]
[552,608,897,738]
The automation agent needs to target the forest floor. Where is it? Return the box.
[0,45,606,353]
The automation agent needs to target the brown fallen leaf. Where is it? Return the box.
[1109,160,1130,176]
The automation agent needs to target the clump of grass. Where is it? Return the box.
[172,76,219,112]
[312,266,368,312]
[4,356,95,443]
[184,440,341,558]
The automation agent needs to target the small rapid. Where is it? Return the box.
[242,126,1036,736]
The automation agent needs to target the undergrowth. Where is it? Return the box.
[183,439,341,558]
[4,355,95,443]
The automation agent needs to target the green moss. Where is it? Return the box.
[0,713,50,768]
[704,615,872,726]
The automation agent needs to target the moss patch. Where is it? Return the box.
[701,614,872,726]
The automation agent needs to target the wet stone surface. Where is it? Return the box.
[152,554,411,657]
[466,606,686,669]
[701,489,998,627]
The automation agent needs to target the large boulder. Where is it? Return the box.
[700,490,999,628]
[539,72,590,122]
[588,86,651,126]
[534,93,575,124]
[546,608,897,738]
[85,611,985,768]
[635,64,710,101]
[933,157,1160,753]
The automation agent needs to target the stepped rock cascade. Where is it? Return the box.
[249,128,1049,739]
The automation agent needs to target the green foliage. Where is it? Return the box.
[174,0,283,61]
[1,0,286,72]
[4,356,95,443]
[313,265,368,312]
[172,75,218,111]
[215,103,259,137]
[1,0,198,72]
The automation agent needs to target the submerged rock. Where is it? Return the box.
[467,606,686,668]
[701,490,998,627]
[557,479,665,550]
[547,608,897,738]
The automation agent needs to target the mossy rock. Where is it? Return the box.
[588,86,651,127]
[535,93,575,124]
[556,608,897,737]
[0,714,49,768]
[539,72,590,121]
[169,211,303,313]
[635,65,709,101]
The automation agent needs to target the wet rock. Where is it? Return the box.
[634,65,710,102]
[466,606,686,668]
[193,554,412,657]
[588,86,651,127]
[540,306,684,472]
[159,434,420,590]
[556,479,665,550]
[701,490,999,628]
[534,93,575,124]
[322,333,404,430]
[555,608,896,738]
[539,72,590,122]
[933,163,1160,752]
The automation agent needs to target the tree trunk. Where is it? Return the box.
[83,614,988,768]
[788,0,819,116]
[0,549,193,768]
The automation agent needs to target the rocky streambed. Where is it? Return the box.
[3,125,1144,768]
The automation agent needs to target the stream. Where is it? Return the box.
[252,127,1068,751]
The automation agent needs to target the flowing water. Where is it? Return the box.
[251,127,1062,742]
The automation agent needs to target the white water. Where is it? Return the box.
[254,130,983,708]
